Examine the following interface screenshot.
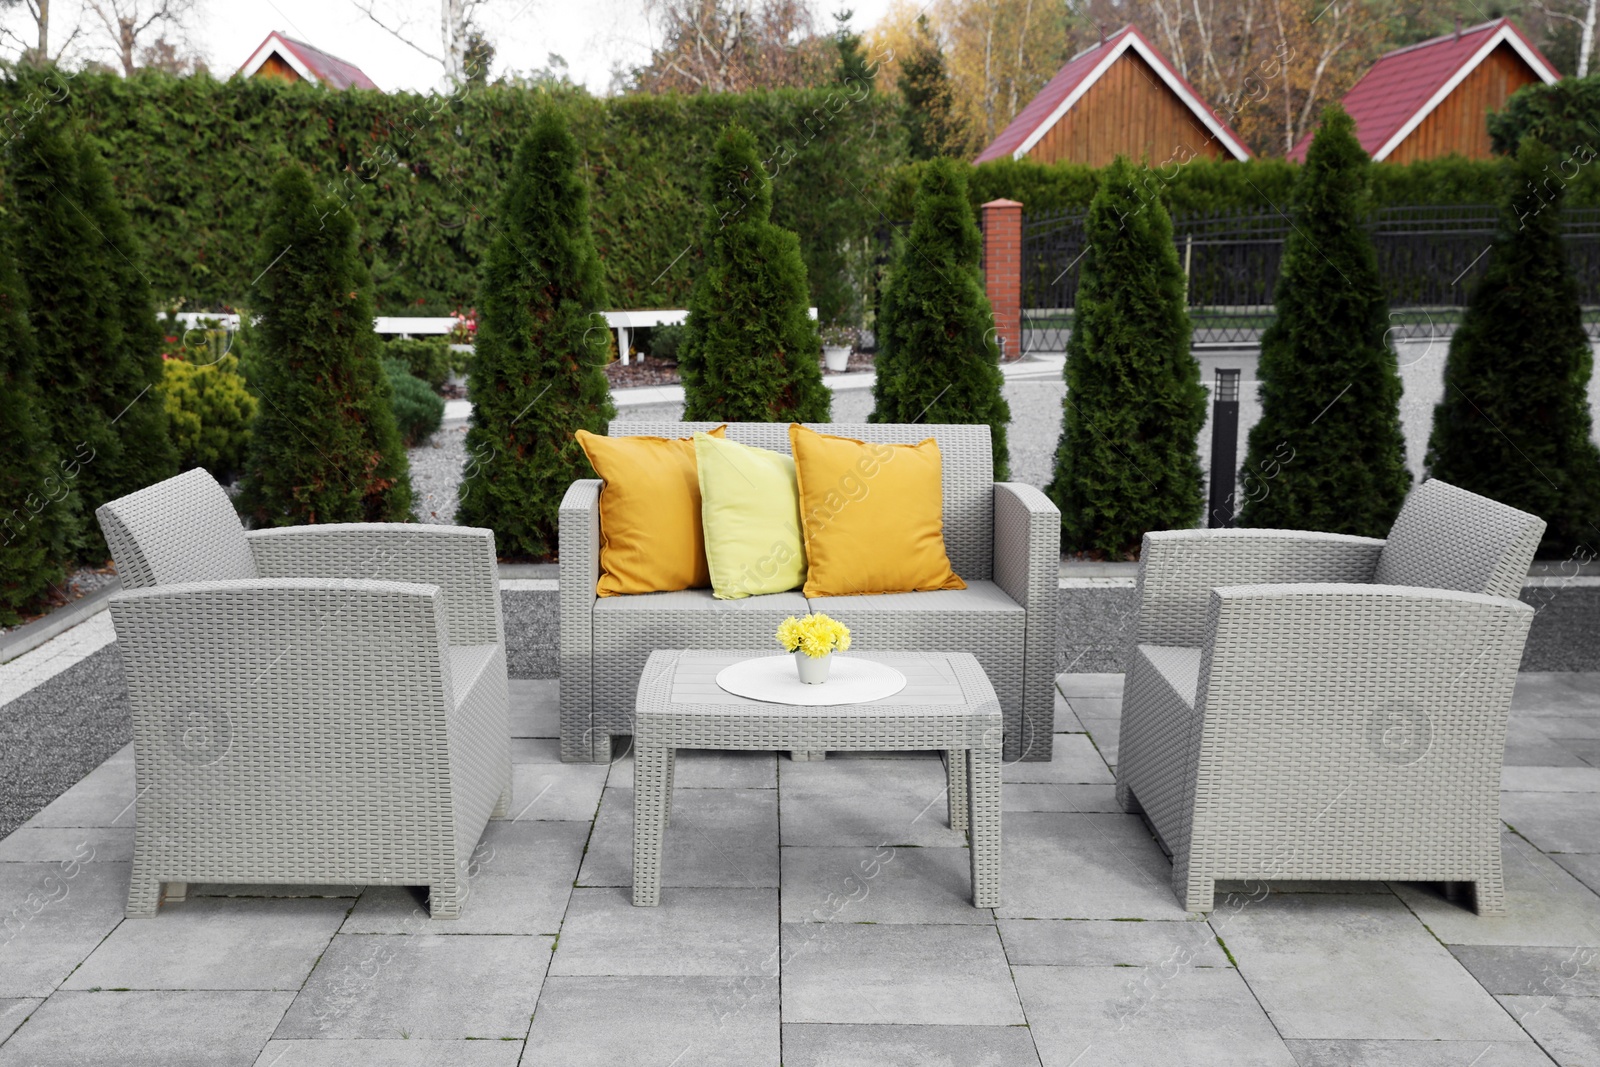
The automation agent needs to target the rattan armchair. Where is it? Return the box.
[1116,479,1543,914]
[97,469,512,918]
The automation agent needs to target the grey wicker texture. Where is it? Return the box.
[1374,478,1546,600]
[96,467,258,589]
[95,471,512,919]
[1117,479,1544,915]
[630,650,1002,908]
[559,424,1061,764]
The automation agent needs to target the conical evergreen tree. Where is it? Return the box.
[0,220,71,624]
[1427,138,1600,557]
[1238,105,1409,535]
[900,16,957,161]
[1045,156,1207,557]
[457,109,616,558]
[239,165,412,525]
[680,125,830,423]
[870,158,1011,477]
[10,120,175,560]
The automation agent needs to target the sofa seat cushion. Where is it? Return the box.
[1138,644,1202,710]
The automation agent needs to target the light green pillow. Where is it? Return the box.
[693,432,807,599]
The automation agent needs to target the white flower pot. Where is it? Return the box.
[794,650,832,684]
[822,346,851,372]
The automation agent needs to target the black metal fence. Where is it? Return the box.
[1020,204,1600,353]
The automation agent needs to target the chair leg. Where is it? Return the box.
[428,882,463,919]
[492,785,512,819]
[164,881,187,903]
[946,749,969,834]
[633,742,671,906]
[126,866,161,918]
[967,747,1001,908]
[663,748,676,829]
[1172,851,1213,913]
[1473,861,1506,916]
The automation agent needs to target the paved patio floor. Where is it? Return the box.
[2,669,1599,1066]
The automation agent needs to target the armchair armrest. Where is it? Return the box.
[994,482,1060,762]
[246,524,501,646]
[559,480,602,761]
[1137,529,1385,646]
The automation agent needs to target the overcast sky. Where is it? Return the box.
[6,0,896,95]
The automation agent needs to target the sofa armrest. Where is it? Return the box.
[246,524,501,646]
[559,480,602,761]
[994,482,1060,761]
[1137,529,1385,646]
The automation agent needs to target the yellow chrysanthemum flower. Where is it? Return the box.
[775,612,851,658]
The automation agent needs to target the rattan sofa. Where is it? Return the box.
[559,423,1060,763]
[97,468,512,918]
[1116,478,1543,914]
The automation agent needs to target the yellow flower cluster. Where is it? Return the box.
[776,613,851,659]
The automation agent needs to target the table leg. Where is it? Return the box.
[945,749,969,834]
[967,747,1001,908]
[633,742,671,906]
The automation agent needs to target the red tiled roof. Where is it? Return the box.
[974,25,1251,164]
[1287,18,1558,162]
[238,31,380,91]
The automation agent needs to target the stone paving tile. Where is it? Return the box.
[1519,715,1600,741]
[997,813,1184,920]
[998,917,1226,967]
[1512,674,1600,714]
[1056,673,1123,700]
[606,748,778,790]
[1565,739,1600,767]
[0,826,131,863]
[343,821,587,936]
[780,923,1025,1026]
[21,760,135,829]
[510,738,563,764]
[1394,834,1600,946]
[1494,995,1600,1066]
[1501,766,1600,792]
[1052,691,1083,733]
[780,846,987,924]
[274,933,550,1039]
[777,758,966,848]
[1553,853,1600,897]
[1003,783,1122,812]
[1451,946,1600,997]
[253,1040,522,1066]
[0,990,293,1067]
[550,888,777,976]
[578,787,777,889]
[0,1000,39,1045]
[63,897,347,991]
[506,763,606,822]
[1080,716,1120,766]
[1014,965,1295,1067]
[1219,892,1525,1041]
[523,976,778,1067]
[1283,1039,1557,1066]
[1066,696,1123,719]
[781,1022,1041,1066]
[1501,791,1600,854]
[0,860,131,998]
[1502,734,1590,768]
[507,680,559,739]
[1001,733,1112,784]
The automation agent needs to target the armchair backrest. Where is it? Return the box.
[96,468,258,590]
[1373,479,1545,601]
[611,423,996,580]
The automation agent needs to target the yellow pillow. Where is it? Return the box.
[693,432,806,599]
[789,424,965,598]
[575,426,725,597]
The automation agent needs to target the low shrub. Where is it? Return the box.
[159,353,257,482]
[382,337,454,391]
[648,323,684,362]
[383,358,445,447]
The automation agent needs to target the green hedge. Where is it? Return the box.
[0,67,900,323]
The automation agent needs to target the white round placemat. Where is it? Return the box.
[715,656,907,706]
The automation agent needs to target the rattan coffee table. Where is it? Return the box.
[631,649,1002,908]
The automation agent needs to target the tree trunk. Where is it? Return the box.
[1581,0,1597,78]
[119,15,135,76]
[442,0,467,83]
[37,0,49,60]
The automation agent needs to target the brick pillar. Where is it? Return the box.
[981,199,1023,362]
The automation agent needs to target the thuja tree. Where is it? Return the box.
[10,120,175,559]
[871,158,1011,478]
[680,125,830,423]
[1045,156,1207,557]
[1239,106,1409,535]
[0,223,71,623]
[239,165,412,524]
[1427,139,1600,557]
[457,110,616,557]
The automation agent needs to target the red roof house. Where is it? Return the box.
[1289,18,1557,163]
[975,25,1251,166]
[238,31,380,91]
